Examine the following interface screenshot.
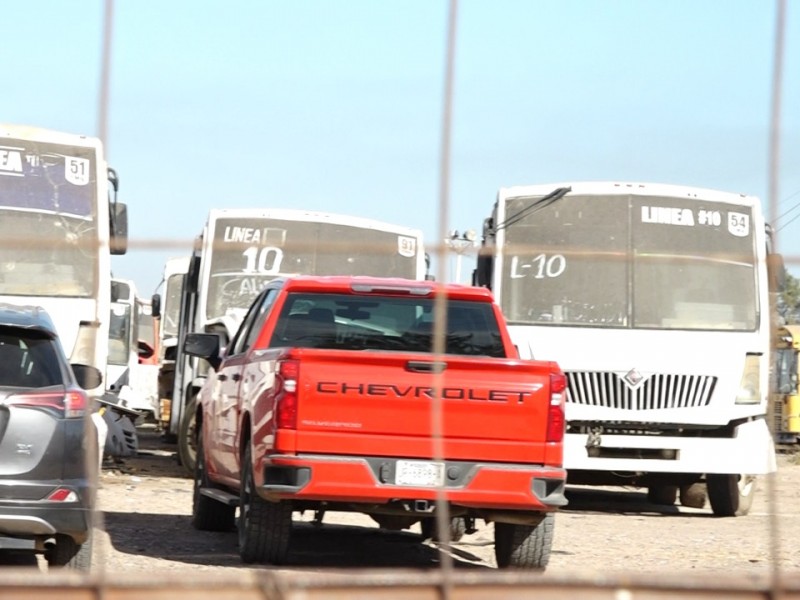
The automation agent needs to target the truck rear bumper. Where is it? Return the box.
[564,417,777,475]
[258,454,567,511]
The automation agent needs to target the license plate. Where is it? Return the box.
[395,460,444,487]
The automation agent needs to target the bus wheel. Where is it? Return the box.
[178,397,198,474]
[707,474,756,517]
[679,482,707,509]
[646,484,678,506]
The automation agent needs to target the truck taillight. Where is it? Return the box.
[6,390,88,418]
[276,359,299,430]
[546,372,566,443]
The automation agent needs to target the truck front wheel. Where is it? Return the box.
[420,516,467,542]
[494,513,554,569]
[238,445,292,564]
[192,431,235,531]
[707,474,756,517]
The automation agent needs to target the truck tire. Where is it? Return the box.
[494,513,554,569]
[45,532,92,571]
[178,397,198,475]
[420,517,467,542]
[238,445,292,564]
[192,432,235,532]
[647,484,678,506]
[679,482,707,509]
[707,474,756,517]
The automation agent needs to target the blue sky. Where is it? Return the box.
[3,1,799,295]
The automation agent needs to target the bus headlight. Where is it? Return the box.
[735,354,762,404]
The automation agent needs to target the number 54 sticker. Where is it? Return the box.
[728,212,750,237]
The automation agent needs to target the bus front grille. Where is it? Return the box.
[566,371,717,410]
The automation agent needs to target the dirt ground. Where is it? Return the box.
[71,428,800,580]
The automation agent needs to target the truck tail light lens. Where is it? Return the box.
[6,389,88,418]
[276,359,299,429]
[546,371,566,443]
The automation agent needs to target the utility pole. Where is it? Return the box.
[98,0,114,151]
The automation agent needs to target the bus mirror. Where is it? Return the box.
[72,364,103,390]
[110,202,128,255]
[475,252,493,288]
[151,293,162,319]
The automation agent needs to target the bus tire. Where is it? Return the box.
[647,484,678,506]
[494,513,554,569]
[679,482,707,509]
[238,445,292,564]
[178,397,197,474]
[707,474,756,517]
[192,431,235,532]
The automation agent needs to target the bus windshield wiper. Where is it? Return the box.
[495,186,572,231]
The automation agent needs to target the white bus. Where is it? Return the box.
[476,181,780,516]
[0,124,127,396]
[107,278,159,424]
[171,208,428,471]
[151,256,190,432]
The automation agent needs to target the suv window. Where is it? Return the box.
[269,293,505,357]
[0,331,63,388]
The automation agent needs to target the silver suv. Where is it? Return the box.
[0,303,101,570]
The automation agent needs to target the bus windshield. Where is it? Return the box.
[205,217,421,321]
[0,138,97,297]
[500,193,758,331]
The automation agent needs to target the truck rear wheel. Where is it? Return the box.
[178,397,197,475]
[494,513,554,569]
[238,446,292,564]
[192,432,235,531]
[707,474,756,517]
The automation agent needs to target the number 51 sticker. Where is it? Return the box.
[65,157,89,186]
[727,212,750,237]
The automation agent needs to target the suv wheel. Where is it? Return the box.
[45,532,92,571]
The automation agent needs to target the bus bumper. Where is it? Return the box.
[564,417,777,475]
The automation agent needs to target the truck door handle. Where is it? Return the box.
[406,360,447,373]
[218,374,227,381]
[232,373,241,381]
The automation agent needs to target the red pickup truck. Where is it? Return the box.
[184,275,567,569]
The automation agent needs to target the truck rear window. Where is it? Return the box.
[269,293,505,357]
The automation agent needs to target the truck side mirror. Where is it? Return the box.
[183,332,221,370]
